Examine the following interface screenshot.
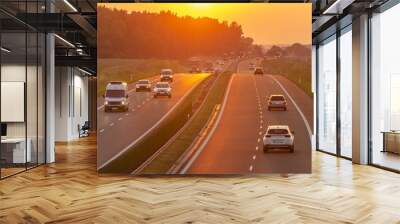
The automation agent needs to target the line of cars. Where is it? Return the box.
[263,94,294,153]
[247,61,294,153]
[103,69,174,112]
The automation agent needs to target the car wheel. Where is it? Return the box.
[168,95,172,98]
[290,146,294,153]
[153,95,157,98]
[263,146,268,152]
[268,107,271,111]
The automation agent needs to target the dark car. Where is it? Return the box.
[254,67,264,75]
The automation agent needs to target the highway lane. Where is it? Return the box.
[97,73,209,168]
[187,59,312,174]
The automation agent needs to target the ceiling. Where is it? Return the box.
[0,0,392,75]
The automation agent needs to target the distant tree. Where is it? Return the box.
[265,45,283,58]
[283,43,310,58]
[98,6,254,59]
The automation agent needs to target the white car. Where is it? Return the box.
[135,79,151,92]
[160,69,173,82]
[103,81,129,112]
[153,82,172,98]
[267,94,287,111]
[263,125,294,152]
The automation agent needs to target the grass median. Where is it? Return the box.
[140,68,235,174]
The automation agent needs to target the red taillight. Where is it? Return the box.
[284,134,291,138]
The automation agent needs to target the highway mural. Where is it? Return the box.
[97,3,312,174]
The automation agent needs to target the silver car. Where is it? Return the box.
[263,125,294,152]
[267,94,287,111]
[153,82,172,98]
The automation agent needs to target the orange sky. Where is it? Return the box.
[98,3,311,46]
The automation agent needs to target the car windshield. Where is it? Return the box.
[105,89,125,97]
[156,83,169,88]
[268,129,289,135]
[270,96,284,101]
[138,80,149,84]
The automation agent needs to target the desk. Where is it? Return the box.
[381,131,400,154]
[1,138,31,164]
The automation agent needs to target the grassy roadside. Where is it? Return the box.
[261,58,312,97]
[140,65,236,174]
[98,75,214,173]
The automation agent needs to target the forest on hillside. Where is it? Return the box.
[98,6,254,59]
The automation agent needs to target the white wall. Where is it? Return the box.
[55,67,89,141]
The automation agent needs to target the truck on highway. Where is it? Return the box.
[103,81,129,112]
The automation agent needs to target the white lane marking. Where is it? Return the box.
[99,75,207,171]
[257,138,260,143]
[269,75,312,139]
[260,125,263,129]
[118,117,123,121]
[137,105,141,108]
[259,132,262,136]
[125,113,129,116]
[142,101,145,105]
[249,165,253,172]
[109,123,114,127]
[99,129,105,133]
[256,146,259,151]
[260,120,263,124]
[132,109,135,112]
[180,74,235,174]
[253,155,256,160]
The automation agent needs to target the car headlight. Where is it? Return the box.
[121,101,126,105]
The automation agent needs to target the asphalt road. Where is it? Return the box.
[186,59,312,174]
[97,73,209,168]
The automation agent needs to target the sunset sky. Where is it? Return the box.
[98,3,311,46]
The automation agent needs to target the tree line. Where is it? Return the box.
[98,6,254,59]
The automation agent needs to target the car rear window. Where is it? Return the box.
[138,80,149,84]
[268,129,289,135]
[156,83,169,88]
[105,90,125,97]
[270,96,284,101]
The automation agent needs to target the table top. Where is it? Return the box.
[1,138,28,143]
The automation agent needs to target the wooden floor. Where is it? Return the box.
[1,135,400,223]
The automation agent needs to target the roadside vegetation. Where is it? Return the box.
[262,44,312,97]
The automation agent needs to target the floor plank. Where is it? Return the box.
[0,135,399,223]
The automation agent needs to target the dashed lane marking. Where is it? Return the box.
[249,165,254,172]
[109,123,114,127]
[99,129,105,133]
[118,117,123,121]
[253,155,256,160]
